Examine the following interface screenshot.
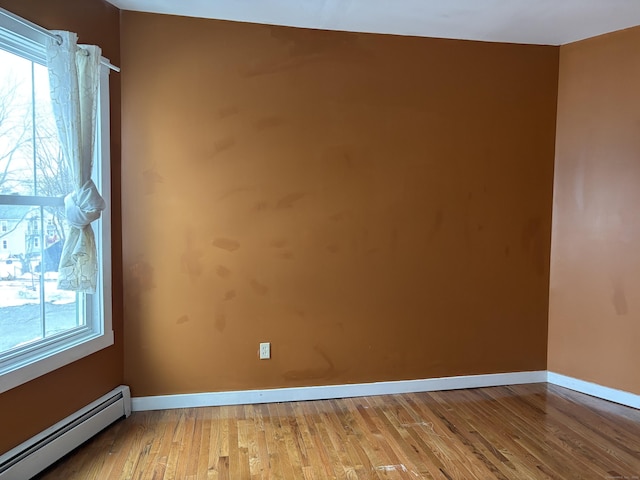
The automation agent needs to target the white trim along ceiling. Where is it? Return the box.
[105,0,640,45]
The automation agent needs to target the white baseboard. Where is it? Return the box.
[131,371,547,411]
[547,372,640,409]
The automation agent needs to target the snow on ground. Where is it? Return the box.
[1,274,77,352]
[0,275,75,308]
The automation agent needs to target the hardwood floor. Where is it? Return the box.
[35,383,640,479]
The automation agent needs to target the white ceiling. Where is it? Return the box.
[106,0,640,46]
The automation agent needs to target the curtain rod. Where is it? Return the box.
[0,7,120,72]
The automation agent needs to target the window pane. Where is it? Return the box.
[0,44,81,355]
[34,61,71,197]
[0,11,112,393]
[0,205,79,354]
[43,205,83,336]
[0,49,36,196]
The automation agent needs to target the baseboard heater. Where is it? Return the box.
[0,385,131,480]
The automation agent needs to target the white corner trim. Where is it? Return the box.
[131,371,547,411]
[547,372,640,409]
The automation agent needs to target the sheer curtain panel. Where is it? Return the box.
[46,31,105,293]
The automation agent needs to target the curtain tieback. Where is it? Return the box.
[64,179,106,228]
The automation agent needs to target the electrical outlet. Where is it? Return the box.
[259,342,270,360]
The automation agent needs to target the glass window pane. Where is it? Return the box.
[0,207,78,355]
[0,45,82,356]
[0,205,42,352]
[43,206,82,334]
[0,49,36,196]
[34,61,70,198]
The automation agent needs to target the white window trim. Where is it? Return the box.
[0,10,113,394]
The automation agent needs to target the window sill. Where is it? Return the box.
[0,331,114,394]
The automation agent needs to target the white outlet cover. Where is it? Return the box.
[259,342,270,359]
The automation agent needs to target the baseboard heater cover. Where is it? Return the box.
[0,385,131,480]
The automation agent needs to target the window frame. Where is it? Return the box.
[0,11,113,394]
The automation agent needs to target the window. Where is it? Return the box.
[0,11,113,393]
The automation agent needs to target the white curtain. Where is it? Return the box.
[46,31,105,293]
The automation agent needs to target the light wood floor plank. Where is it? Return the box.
[34,384,640,479]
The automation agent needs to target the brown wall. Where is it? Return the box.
[121,12,558,396]
[548,27,640,395]
[0,0,123,453]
